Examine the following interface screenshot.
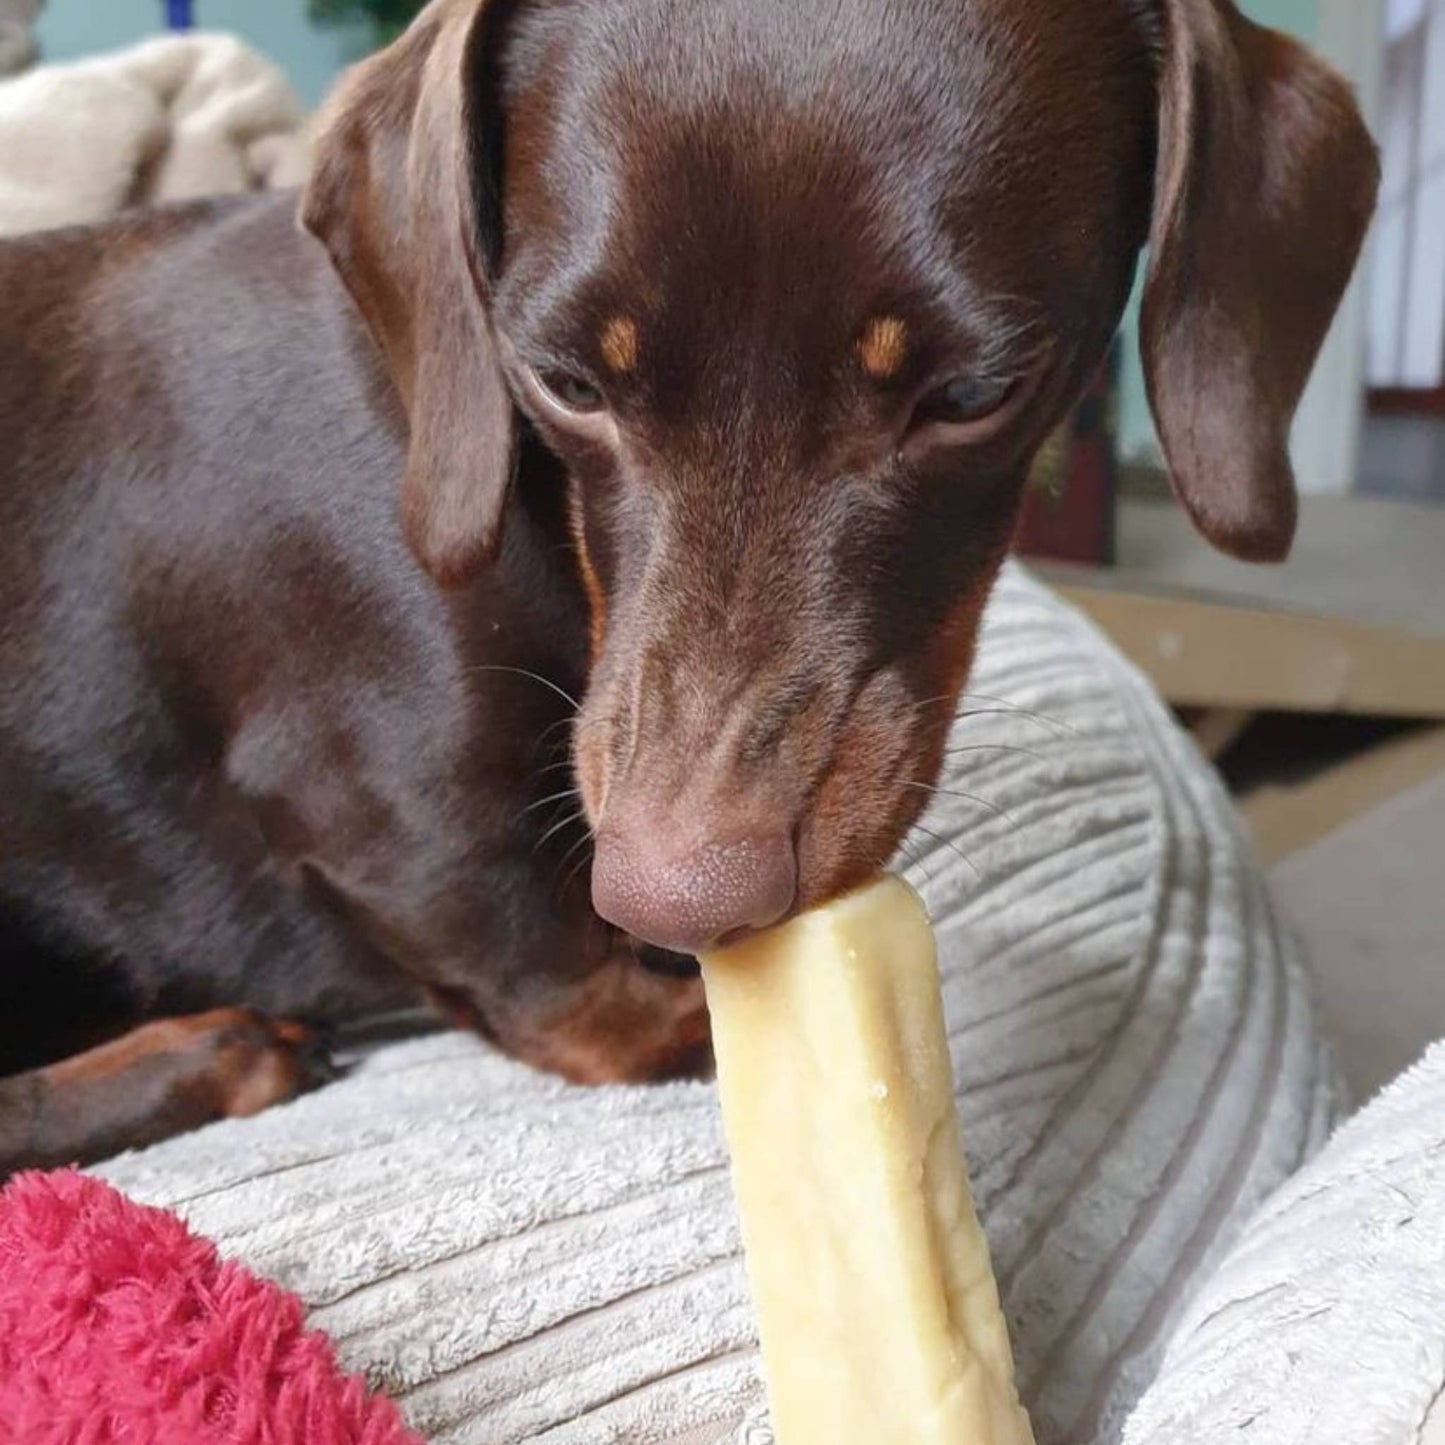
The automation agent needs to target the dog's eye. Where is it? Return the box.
[913,374,1015,428]
[535,369,606,415]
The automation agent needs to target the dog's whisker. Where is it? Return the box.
[561,853,593,899]
[537,728,575,762]
[533,808,588,853]
[955,705,1076,737]
[903,780,1020,833]
[956,692,1076,733]
[469,663,582,714]
[521,786,582,819]
[555,830,595,894]
[943,742,1047,763]
[909,693,956,717]
[908,821,982,881]
[896,834,937,889]
[531,719,578,761]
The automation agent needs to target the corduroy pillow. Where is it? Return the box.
[95,566,1340,1445]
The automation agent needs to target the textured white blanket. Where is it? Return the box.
[0,32,309,237]
[97,566,1338,1444]
[1124,1041,1445,1445]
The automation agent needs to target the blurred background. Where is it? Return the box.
[3,0,1442,1090]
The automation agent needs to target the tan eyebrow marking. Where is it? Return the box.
[857,316,908,379]
[600,316,639,373]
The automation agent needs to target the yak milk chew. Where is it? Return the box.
[700,875,1035,1445]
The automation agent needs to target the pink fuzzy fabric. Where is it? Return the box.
[0,1170,422,1445]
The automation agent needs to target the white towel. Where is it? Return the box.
[0,32,309,237]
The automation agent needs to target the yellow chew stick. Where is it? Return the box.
[701,874,1035,1445]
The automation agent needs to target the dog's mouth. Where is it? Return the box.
[631,940,703,978]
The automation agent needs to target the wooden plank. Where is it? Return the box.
[1048,581,1445,718]
[1093,496,1445,638]
[1188,708,1256,761]
[1241,725,1445,864]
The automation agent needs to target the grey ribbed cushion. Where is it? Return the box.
[95,563,1339,1444]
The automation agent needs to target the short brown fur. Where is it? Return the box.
[0,0,1376,1171]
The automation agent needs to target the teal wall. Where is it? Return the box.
[35,0,367,107]
[1246,0,1319,41]
[1115,0,1321,467]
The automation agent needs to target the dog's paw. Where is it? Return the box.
[152,1009,338,1118]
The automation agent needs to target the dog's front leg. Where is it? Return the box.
[0,1010,334,1177]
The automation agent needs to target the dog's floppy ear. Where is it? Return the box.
[1141,0,1378,561]
[301,0,510,587]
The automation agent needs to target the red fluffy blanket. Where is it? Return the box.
[0,1170,420,1444]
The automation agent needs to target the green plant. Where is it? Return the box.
[308,0,426,49]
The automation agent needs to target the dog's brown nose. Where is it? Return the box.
[591,826,797,954]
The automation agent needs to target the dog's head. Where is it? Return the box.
[304,0,1377,953]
